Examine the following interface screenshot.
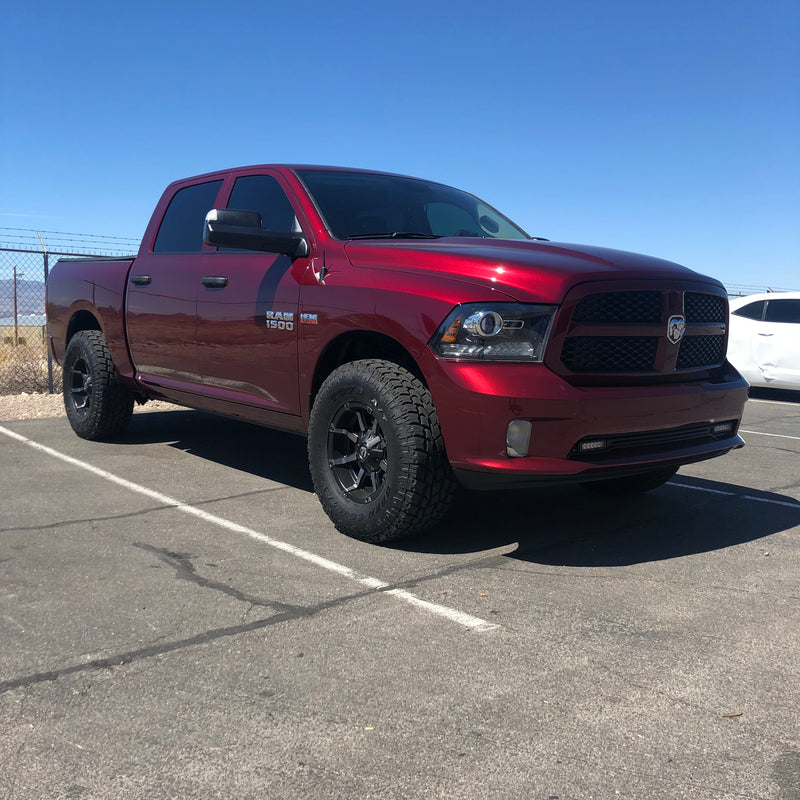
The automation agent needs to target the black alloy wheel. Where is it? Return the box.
[327,401,389,504]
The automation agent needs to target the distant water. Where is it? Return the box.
[0,315,46,326]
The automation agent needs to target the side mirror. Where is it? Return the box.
[203,209,309,258]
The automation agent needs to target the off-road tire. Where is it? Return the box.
[581,466,679,496]
[63,330,134,440]
[308,359,455,543]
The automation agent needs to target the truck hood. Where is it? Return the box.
[343,238,719,302]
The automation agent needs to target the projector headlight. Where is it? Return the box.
[431,303,557,362]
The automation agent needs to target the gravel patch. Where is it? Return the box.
[0,393,177,421]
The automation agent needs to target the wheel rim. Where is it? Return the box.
[327,402,388,504]
[69,356,93,416]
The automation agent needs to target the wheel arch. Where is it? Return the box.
[309,330,426,411]
[62,304,136,386]
[66,309,102,345]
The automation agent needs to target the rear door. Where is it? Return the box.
[126,179,224,391]
[195,171,309,416]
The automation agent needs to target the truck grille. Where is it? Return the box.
[684,292,726,323]
[572,291,662,323]
[561,336,659,372]
[550,284,728,382]
[676,335,725,369]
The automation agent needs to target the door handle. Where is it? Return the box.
[130,275,152,286]
[201,276,229,288]
[757,332,774,336]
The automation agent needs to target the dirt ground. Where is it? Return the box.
[0,393,175,421]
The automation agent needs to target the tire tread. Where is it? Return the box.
[308,359,455,543]
[63,330,133,440]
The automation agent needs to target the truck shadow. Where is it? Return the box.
[123,408,314,492]
[748,387,800,403]
[122,409,800,568]
[411,478,800,566]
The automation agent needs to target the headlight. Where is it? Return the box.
[431,303,557,362]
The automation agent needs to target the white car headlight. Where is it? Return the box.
[431,303,557,362]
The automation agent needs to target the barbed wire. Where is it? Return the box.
[0,227,138,256]
[726,283,795,296]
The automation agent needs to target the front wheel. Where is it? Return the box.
[308,360,455,543]
[581,466,679,496]
[63,330,134,440]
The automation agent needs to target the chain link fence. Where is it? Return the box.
[0,229,138,396]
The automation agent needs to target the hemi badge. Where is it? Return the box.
[300,313,319,325]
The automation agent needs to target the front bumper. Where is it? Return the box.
[419,351,748,490]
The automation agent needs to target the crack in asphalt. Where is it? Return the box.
[388,553,511,591]
[0,586,376,695]
[771,479,800,492]
[0,506,176,535]
[0,543,511,696]
[746,442,800,456]
[133,543,296,613]
[0,487,290,536]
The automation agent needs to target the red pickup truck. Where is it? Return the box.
[46,165,748,542]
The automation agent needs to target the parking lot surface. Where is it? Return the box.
[1,394,799,800]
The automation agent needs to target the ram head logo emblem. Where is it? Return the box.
[667,315,686,345]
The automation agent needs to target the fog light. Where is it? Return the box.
[579,439,607,453]
[506,419,532,458]
[712,421,735,437]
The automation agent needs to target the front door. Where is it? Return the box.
[752,298,800,386]
[195,172,308,416]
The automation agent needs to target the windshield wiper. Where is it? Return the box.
[346,232,441,240]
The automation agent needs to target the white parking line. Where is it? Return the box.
[0,424,497,633]
[670,482,800,509]
[740,429,800,442]
[747,398,799,407]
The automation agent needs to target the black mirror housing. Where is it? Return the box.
[203,209,308,258]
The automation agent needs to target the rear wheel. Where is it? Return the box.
[581,466,678,496]
[308,359,454,543]
[63,330,134,440]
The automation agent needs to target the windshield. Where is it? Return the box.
[295,169,531,241]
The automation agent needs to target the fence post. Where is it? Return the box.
[45,251,54,393]
[37,233,55,395]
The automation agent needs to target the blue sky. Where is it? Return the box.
[2,0,798,290]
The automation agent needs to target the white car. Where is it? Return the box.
[728,292,800,390]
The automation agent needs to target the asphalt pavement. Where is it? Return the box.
[1,392,799,800]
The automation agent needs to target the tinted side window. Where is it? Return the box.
[732,301,765,320]
[227,175,298,232]
[153,180,223,253]
[765,299,800,324]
